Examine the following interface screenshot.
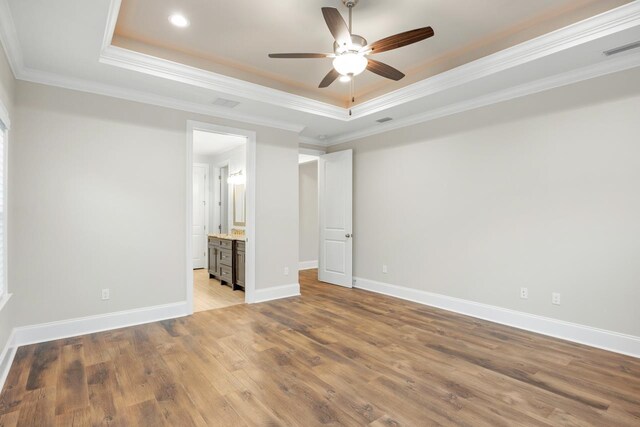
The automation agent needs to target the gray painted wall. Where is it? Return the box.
[8,80,298,327]
[299,161,318,264]
[329,68,640,337]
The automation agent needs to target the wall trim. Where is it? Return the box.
[327,50,640,145]
[100,45,347,121]
[354,277,640,359]
[299,260,318,270]
[0,332,16,392]
[11,301,189,348]
[252,283,300,304]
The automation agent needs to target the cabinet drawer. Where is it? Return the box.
[219,239,233,249]
[208,238,233,249]
[219,265,232,282]
[218,249,233,267]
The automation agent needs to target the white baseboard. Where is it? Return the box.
[299,260,318,270]
[252,283,300,304]
[0,330,17,392]
[354,277,640,359]
[11,301,190,348]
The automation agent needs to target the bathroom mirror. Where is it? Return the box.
[233,183,246,226]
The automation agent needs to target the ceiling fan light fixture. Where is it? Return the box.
[333,53,368,76]
[339,75,352,83]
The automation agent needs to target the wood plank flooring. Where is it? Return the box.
[193,269,244,312]
[1,269,639,426]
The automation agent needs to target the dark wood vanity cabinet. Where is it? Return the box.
[208,236,245,291]
[234,241,245,290]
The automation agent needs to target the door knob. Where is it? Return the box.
[345,233,352,238]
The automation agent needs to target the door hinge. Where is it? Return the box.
[218,201,222,206]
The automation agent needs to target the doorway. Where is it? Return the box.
[299,149,353,288]
[186,121,256,313]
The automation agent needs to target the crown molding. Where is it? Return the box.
[17,67,306,133]
[100,45,349,121]
[299,136,329,147]
[326,50,640,146]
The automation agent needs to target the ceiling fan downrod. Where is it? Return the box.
[342,0,359,33]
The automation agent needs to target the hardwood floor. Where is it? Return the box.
[1,269,639,426]
[193,269,244,312]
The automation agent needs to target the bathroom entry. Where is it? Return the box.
[191,128,248,312]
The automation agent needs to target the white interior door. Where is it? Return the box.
[192,164,208,269]
[318,150,353,287]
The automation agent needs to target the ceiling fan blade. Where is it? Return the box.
[319,69,340,88]
[366,27,434,55]
[321,7,351,47]
[268,53,330,59]
[366,59,405,81]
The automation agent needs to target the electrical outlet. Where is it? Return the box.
[101,289,110,300]
[382,265,388,274]
[284,266,289,276]
[520,287,528,299]
[552,292,561,305]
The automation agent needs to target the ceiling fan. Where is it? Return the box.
[268,0,434,96]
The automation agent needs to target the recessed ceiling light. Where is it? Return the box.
[339,75,351,83]
[168,14,190,28]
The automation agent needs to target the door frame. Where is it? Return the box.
[186,120,257,311]
[193,162,210,269]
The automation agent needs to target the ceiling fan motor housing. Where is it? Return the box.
[342,0,359,7]
[333,35,367,53]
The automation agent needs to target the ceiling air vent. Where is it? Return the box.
[212,98,240,108]
[603,41,640,57]
[376,117,393,123]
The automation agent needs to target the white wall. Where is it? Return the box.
[8,80,299,327]
[299,161,318,264]
[329,68,640,337]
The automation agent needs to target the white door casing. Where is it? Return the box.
[192,164,208,269]
[318,150,353,287]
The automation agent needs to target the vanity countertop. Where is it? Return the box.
[208,233,246,242]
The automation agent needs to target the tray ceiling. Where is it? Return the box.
[113,0,631,107]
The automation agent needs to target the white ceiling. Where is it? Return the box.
[193,130,246,156]
[1,0,639,146]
